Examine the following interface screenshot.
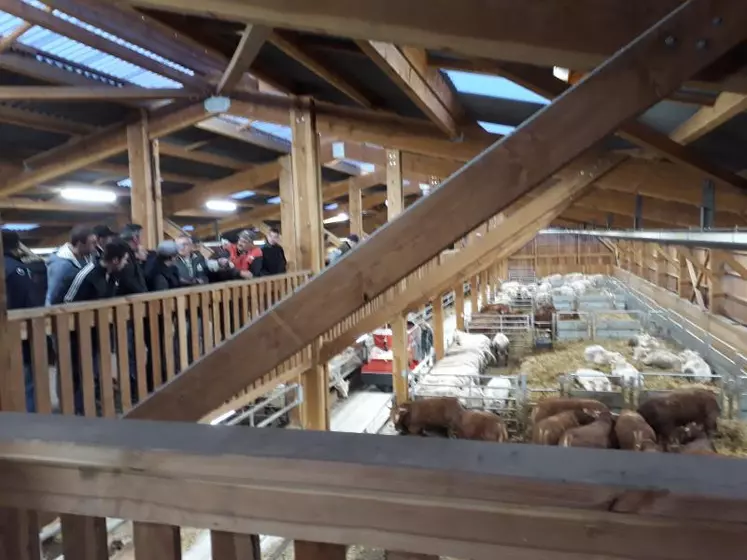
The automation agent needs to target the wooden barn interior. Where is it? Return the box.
[1,0,747,559]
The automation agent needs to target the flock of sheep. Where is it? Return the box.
[575,333,713,392]
[493,272,609,310]
[412,330,513,410]
[393,388,721,455]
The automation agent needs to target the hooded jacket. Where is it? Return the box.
[46,243,93,305]
[62,262,120,303]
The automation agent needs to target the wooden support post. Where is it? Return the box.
[279,155,300,270]
[0,234,41,560]
[481,269,490,304]
[127,114,158,249]
[432,294,445,360]
[386,149,404,219]
[211,531,260,560]
[349,179,363,238]
[290,102,327,430]
[391,312,409,405]
[455,282,465,331]
[133,522,181,560]
[152,139,164,245]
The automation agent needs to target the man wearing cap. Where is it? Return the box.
[117,223,149,295]
[92,224,117,259]
[226,230,263,277]
[144,240,181,292]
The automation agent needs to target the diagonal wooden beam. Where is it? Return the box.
[125,0,747,422]
[269,32,373,108]
[669,91,747,144]
[217,24,271,94]
[357,41,460,138]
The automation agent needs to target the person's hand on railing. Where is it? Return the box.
[239,270,253,279]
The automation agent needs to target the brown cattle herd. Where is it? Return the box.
[392,388,720,454]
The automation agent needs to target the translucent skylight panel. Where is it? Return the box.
[445,70,549,105]
[18,26,183,88]
[266,196,281,205]
[231,190,256,200]
[2,223,39,231]
[222,114,251,127]
[325,203,339,211]
[478,121,517,136]
[252,121,292,141]
[117,178,132,188]
[0,13,25,35]
[182,225,195,231]
[342,160,376,174]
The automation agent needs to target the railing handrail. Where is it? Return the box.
[0,412,743,560]
[8,270,312,321]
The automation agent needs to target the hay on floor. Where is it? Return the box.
[518,338,712,391]
[714,419,747,458]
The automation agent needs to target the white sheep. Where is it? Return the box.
[483,376,512,410]
[584,345,623,367]
[680,350,713,383]
[564,273,584,284]
[610,357,643,388]
[569,279,592,296]
[640,349,682,370]
[589,274,605,287]
[537,281,552,293]
[547,274,564,288]
[491,333,510,366]
[552,286,575,297]
[535,291,553,308]
[573,368,613,392]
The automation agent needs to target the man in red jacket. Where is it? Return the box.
[226,230,263,276]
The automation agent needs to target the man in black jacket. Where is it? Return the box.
[60,240,129,415]
[3,230,44,412]
[260,227,287,276]
[117,224,148,296]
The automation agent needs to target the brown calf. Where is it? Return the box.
[393,397,464,436]
[560,410,614,449]
[637,388,720,444]
[614,410,660,452]
[531,397,609,425]
[453,410,509,442]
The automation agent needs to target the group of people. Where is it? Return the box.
[2,223,287,415]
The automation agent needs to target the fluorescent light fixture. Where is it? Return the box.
[553,67,570,82]
[60,188,116,203]
[253,240,266,246]
[205,199,237,212]
[117,178,132,188]
[267,196,281,205]
[419,183,431,193]
[30,247,57,255]
[478,121,517,136]
[231,190,256,200]
[332,142,345,159]
[2,223,39,232]
[325,203,339,211]
[323,212,349,224]
[183,225,195,232]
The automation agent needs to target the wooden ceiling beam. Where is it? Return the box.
[269,32,373,108]
[669,91,747,144]
[0,86,194,101]
[357,41,461,138]
[0,105,96,136]
[561,206,674,229]
[122,0,688,70]
[217,24,271,94]
[230,93,491,161]
[0,101,210,197]
[167,160,281,214]
[0,197,123,214]
[329,141,460,177]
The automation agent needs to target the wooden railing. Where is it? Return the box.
[0,412,743,560]
[6,271,311,420]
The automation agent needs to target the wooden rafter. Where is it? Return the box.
[269,32,372,108]
[670,91,747,144]
[492,62,747,193]
[124,0,747,422]
[358,41,461,138]
[217,24,271,94]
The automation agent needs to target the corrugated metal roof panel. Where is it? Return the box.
[1,1,195,88]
